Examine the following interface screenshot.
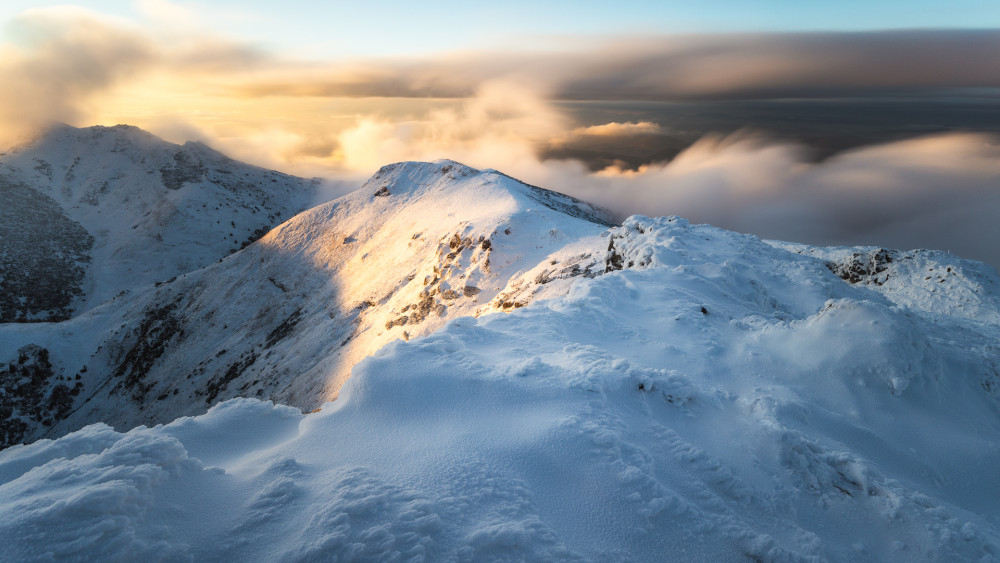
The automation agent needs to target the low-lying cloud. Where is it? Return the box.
[539,133,1000,267]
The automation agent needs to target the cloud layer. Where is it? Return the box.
[3,5,1000,267]
[539,133,1000,267]
[4,5,1000,144]
[224,30,1000,100]
[243,90,1000,268]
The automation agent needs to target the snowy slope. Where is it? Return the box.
[0,160,612,447]
[3,214,1000,561]
[0,124,317,321]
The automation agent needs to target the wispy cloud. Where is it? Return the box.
[535,133,1000,266]
[0,7,152,142]
[0,4,262,144]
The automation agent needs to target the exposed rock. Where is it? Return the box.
[0,176,93,322]
[265,309,303,348]
[828,248,897,285]
[0,345,79,448]
[160,149,206,190]
[110,297,186,401]
[205,351,259,404]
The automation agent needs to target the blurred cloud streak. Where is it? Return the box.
[222,31,1000,100]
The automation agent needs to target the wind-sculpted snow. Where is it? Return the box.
[3,214,1000,561]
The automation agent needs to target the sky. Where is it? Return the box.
[3,1,1000,55]
[3,1,1000,266]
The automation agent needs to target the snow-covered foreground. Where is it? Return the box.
[3,216,1000,561]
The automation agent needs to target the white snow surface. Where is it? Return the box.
[4,211,1000,561]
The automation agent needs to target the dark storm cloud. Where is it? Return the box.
[554,30,1000,100]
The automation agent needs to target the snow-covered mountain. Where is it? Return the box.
[3,147,1000,560]
[0,124,318,322]
[0,158,613,448]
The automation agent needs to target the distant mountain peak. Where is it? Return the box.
[0,124,318,323]
[25,123,159,148]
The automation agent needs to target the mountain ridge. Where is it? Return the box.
[0,154,617,447]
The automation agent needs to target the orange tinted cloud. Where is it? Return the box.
[571,122,663,137]
[0,5,261,145]
[3,5,998,150]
